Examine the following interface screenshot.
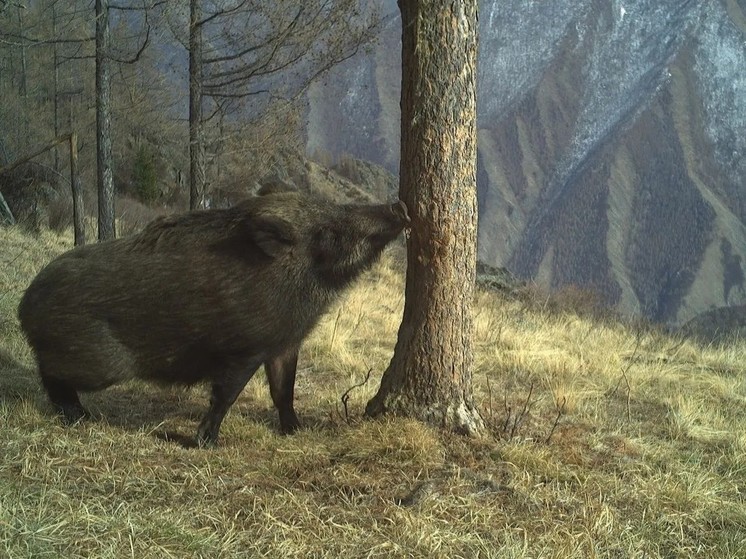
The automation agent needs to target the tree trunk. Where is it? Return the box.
[16,6,27,98]
[365,0,483,435]
[16,5,29,144]
[53,4,60,173]
[69,132,85,246]
[189,0,206,210]
[96,0,115,240]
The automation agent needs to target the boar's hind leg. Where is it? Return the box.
[196,359,263,448]
[40,371,88,424]
[265,346,301,434]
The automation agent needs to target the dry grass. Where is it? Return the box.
[2,225,746,558]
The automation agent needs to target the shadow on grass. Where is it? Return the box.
[85,383,299,448]
[0,347,44,404]
[1,350,340,447]
[0,351,204,447]
[82,384,207,448]
[237,402,350,435]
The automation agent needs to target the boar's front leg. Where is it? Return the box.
[196,358,263,448]
[40,371,89,424]
[265,345,301,434]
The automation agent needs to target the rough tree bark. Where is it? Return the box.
[365,0,484,435]
[189,0,206,210]
[96,0,115,240]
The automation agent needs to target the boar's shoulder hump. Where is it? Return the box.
[130,195,308,258]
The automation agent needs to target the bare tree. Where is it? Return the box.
[1,0,154,238]
[179,0,381,209]
[365,0,484,435]
[3,1,364,220]
[96,0,153,235]
[96,0,115,240]
[189,0,205,209]
[0,0,93,159]
[0,1,91,238]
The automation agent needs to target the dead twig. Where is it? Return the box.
[608,330,641,422]
[510,382,534,439]
[545,396,566,444]
[486,375,493,424]
[502,388,512,435]
[340,369,373,424]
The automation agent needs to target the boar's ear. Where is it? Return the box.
[248,215,297,257]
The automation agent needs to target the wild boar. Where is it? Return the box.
[18,191,409,446]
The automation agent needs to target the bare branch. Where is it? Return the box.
[510,382,534,439]
[202,6,304,66]
[108,8,151,64]
[109,0,167,11]
[545,396,566,444]
[341,369,373,424]
[0,135,72,176]
[197,0,251,28]
[0,32,94,45]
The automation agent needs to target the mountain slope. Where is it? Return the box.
[306,0,746,325]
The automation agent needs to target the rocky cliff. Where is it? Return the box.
[306,0,746,325]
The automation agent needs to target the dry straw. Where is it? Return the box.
[2,226,745,558]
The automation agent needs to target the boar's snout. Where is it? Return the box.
[391,200,410,225]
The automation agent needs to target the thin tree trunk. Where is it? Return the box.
[16,5,29,144]
[53,4,60,173]
[189,0,206,210]
[16,6,27,98]
[365,0,483,435]
[96,0,115,240]
[69,132,85,246]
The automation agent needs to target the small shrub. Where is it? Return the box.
[46,195,71,233]
[133,144,159,204]
[519,282,613,321]
[546,284,605,318]
[116,195,164,237]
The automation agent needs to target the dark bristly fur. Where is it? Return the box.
[18,192,409,446]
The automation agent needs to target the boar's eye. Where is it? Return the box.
[311,225,358,271]
[312,227,341,261]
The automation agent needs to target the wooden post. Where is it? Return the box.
[69,132,85,246]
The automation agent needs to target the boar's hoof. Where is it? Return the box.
[59,404,89,425]
[195,423,220,449]
[195,431,218,449]
[278,410,301,435]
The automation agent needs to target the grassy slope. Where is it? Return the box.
[1,226,745,558]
